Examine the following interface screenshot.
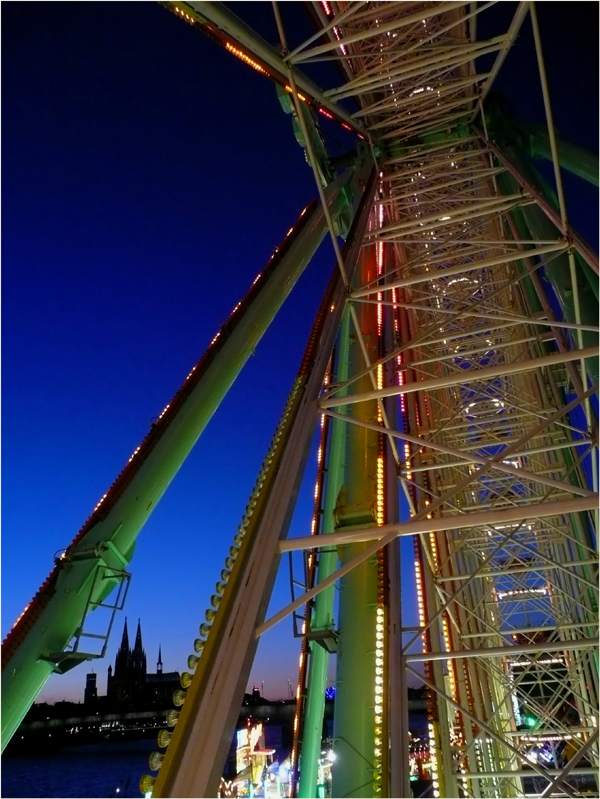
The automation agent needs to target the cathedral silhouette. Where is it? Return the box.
[84,618,180,711]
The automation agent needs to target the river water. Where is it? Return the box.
[2,739,153,798]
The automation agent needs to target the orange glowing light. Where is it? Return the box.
[284,86,307,102]
[225,43,268,76]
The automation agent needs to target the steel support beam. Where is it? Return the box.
[405,637,599,663]
[479,132,599,275]
[321,347,599,408]
[184,1,366,135]
[351,242,568,296]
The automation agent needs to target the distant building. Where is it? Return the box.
[84,672,98,706]
[84,618,180,711]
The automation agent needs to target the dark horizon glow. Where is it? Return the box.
[3,2,597,707]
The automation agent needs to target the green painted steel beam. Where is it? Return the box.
[512,119,599,187]
[495,162,599,386]
[331,252,380,799]
[484,99,598,384]
[298,306,351,799]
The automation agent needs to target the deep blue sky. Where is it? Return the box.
[3,2,597,705]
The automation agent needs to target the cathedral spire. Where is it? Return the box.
[157,645,163,675]
[114,618,131,678]
[133,618,144,654]
[120,617,130,651]
[130,618,147,677]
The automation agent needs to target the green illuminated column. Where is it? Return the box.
[331,246,380,799]
[298,307,350,798]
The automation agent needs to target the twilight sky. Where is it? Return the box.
[3,2,597,705]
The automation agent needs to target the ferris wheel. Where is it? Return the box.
[3,3,598,798]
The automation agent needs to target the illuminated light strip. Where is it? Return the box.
[376,199,384,423]
[393,294,409,477]
[397,364,405,412]
[93,492,108,512]
[172,5,195,25]
[332,25,348,56]
[397,347,407,419]
[170,6,362,140]
[414,394,422,427]
[497,587,548,599]
[509,657,566,666]
[441,615,458,706]
[376,294,383,419]
[373,605,385,796]
[474,738,485,776]
[404,442,411,479]
[225,42,268,76]
[373,199,386,797]
[414,559,426,644]
[10,603,32,631]
[376,456,385,525]
[520,734,582,742]
[423,392,430,420]
[284,85,307,102]
[128,446,141,464]
[428,722,441,798]
[424,501,439,580]
[428,531,437,559]
[320,0,332,15]
[486,739,495,781]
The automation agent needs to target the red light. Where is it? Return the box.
[319,108,334,120]
[342,123,352,131]
[321,0,332,14]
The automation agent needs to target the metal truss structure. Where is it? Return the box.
[3,3,598,799]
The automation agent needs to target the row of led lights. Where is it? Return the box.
[372,605,385,796]
[413,552,440,797]
[372,224,386,796]
[111,212,306,521]
[170,4,360,137]
[139,381,301,796]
